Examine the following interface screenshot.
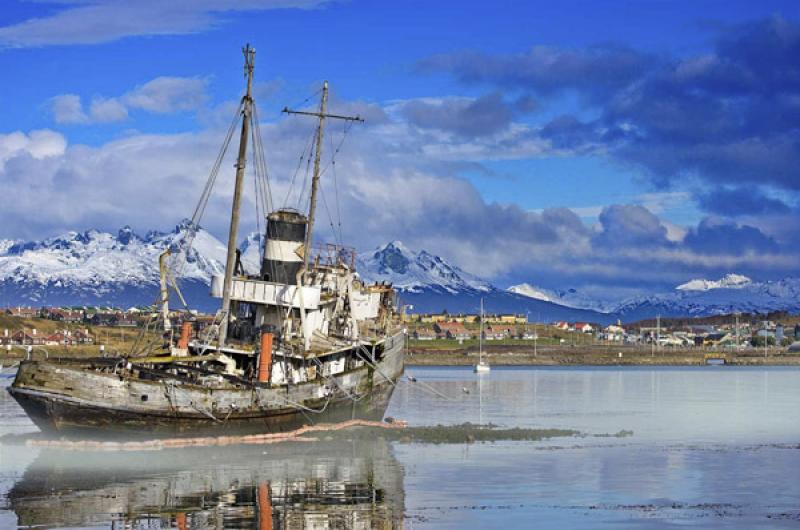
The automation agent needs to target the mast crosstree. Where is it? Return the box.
[282,82,363,281]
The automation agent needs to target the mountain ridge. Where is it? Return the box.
[0,227,615,323]
[1,226,799,323]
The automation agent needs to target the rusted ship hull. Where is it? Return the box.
[9,332,405,436]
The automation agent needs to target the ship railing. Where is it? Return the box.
[310,243,356,270]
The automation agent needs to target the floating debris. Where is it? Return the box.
[26,419,407,451]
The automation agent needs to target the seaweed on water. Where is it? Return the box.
[323,422,581,444]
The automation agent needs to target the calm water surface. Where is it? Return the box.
[1,366,798,528]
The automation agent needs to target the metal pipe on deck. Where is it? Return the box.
[178,321,192,350]
[258,332,273,383]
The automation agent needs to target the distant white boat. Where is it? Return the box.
[473,298,491,373]
[474,361,491,374]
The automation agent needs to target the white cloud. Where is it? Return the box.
[89,97,129,122]
[0,130,67,165]
[3,94,797,293]
[48,76,208,124]
[122,77,208,113]
[0,0,328,48]
[50,94,88,124]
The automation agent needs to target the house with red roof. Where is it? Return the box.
[434,321,471,340]
[413,327,437,340]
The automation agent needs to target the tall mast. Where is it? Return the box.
[479,297,483,362]
[304,81,328,273]
[283,83,363,279]
[219,44,255,346]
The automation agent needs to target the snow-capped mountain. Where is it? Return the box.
[508,283,613,313]
[238,231,263,272]
[0,222,234,309]
[356,242,614,322]
[511,273,800,320]
[614,274,800,320]
[0,230,615,322]
[356,241,492,294]
[10,224,793,324]
[675,273,752,292]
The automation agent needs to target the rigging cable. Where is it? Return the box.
[251,101,274,213]
[329,124,345,245]
[174,100,244,280]
[282,113,318,209]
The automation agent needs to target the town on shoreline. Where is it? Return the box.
[3,304,800,366]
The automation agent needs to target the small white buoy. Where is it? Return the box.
[462,387,470,394]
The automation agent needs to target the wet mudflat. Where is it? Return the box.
[1,366,800,528]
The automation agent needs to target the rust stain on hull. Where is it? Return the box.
[9,331,405,437]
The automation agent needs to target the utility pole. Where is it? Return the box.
[283,83,363,280]
[219,44,255,347]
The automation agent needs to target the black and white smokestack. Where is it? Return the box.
[261,209,307,284]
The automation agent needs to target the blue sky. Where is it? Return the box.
[0,0,798,298]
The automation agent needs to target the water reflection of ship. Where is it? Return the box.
[8,439,404,529]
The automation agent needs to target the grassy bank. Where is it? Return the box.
[0,315,158,364]
[407,342,800,366]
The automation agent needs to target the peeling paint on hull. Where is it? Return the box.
[9,332,405,436]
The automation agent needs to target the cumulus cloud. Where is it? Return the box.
[419,44,650,100]
[420,16,800,215]
[684,218,780,256]
[48,76,208,124]
[593,204,670,247]
[0,0,328,48]
[2,100,798,295]
[88,97,129,122]
[50,94,88,124]
[0,130,67,164]
[10,13,800,295]
[697,187,791,217]
[122,77,208,113]
[400,93,517,137]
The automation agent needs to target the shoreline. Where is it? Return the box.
[405,344,800,366]
[3,348,799,368]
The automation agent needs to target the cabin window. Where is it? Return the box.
[141,394,148,402]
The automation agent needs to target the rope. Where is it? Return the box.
[354,345,398,389]
[282,119,317,209]
[329,128,344,245]
[191,402,221,423]
[251,101,274,214]
[317,119,354,182]
[309,356,366,402]
[278,392,333,414]
[249,102,274,270]
[297,129,316,211]
[175,100,244,279]
[316,119,354,248]
[406,378,460,401]
[319,183,340,248]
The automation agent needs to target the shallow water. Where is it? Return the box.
[1,366,799,528]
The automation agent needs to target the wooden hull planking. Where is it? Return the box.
[9,332,405,436]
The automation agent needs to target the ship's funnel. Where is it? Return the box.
[261,209,307,284]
